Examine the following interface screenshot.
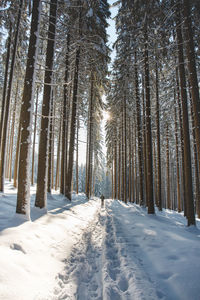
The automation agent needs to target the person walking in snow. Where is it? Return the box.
[100,194,105,208]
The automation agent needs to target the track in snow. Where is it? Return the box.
[49,208,106,300]
[47,200,165,300]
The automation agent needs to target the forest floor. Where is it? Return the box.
[0,182,200,300]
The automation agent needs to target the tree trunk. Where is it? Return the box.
[65,47,80,200]
[60,34,70,195]
[128,118,132,202]
[142,75,147,206]
[13,122,21,188]
[31,87,39,185]
[55,118,62,190]
[155,62,162,210]
[76,108,79,194]
[0,24,12,146]
[47,90,54,193]
[85,71,94,199]
[166,123,171,209]
[0,0,23,192]
[35,0,57,208]
[174,89,181,212]
[183,0,200,177]
[117,123,121,200]
[8,80,19,181]
[135,51,143,206]
[176,5,195,226]
[144,27,154,214]
[176,66,185,213]
[16,0,41,216]
[189,92,200,218]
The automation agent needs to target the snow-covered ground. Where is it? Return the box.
[0,182,200,300]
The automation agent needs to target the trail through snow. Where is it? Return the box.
[1,183,200,300]
[44,200,200,300]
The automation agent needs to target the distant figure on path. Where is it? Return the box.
[100,194,105,208]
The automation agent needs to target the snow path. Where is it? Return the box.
[47,199,200,300]
[46,201,163,300]
[1,184,200,300]
[102,202,159,300]
[48,209,106,300]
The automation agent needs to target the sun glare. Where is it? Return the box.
[103,111,111,122]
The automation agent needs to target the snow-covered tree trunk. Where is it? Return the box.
[35,0,58,209]
[176,4,195,226]
[0,0,23,192]
[16,0,42,216]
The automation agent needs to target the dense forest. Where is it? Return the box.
[0,0,200,227]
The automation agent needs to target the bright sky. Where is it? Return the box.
[78,0,118,166]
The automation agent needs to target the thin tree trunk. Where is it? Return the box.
[121,103,124,202]
[35,0,57,208]
[174,89,181,212]
[124,94,127,204]
[31,87,39,185]
[85,71,94,199]
[47,90,54,193]
[0,0,23,192]
[155,62,162,210]
[131,123,135,203]
[128,118,132,202]
[65,47,80,200]
[176,67,185,213]
[76,109,79,194]
[51,101,55,188]
[13,122,21,188]
[117,123,121,200]
[55,118,62,191]
[5,109,12,179]
[142,75,147,206]
[166,123,171,209]
[114,129,117,199]
[0,24,12,146]
[135,51,143,205]
[8,80,19,181]
[60,34,70,195]
[144,27,154,214]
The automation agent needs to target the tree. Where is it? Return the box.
[35,0,58,209]
[0,0,23,192]
[16,0,42,216]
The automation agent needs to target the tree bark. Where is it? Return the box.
[0,0,23,192]
[135,51,143,206]
[183,0,200,178]
[155,62,162,210]
[174,89,181,212]
[35,0,57,208]
[65,47,80,200]
[144,27,154,214]
[31,87,39,185]
[0,24,12,146]
[16,0,41,215]
[61,34,70,195]
[176,4,195,226]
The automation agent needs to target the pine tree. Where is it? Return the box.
[16,0,42,216]
[35,0,58,209]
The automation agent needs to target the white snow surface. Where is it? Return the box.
[0,181,200,300]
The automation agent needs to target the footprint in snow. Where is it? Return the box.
[10,243,26,254]
[118,276,129,292]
